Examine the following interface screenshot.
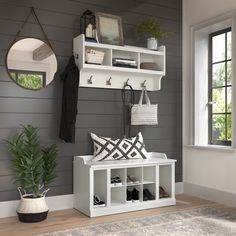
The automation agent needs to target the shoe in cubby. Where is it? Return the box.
[111,176,122,187]
[126,189,132,204]
[132,188,140,203]
[159,186,169,198]
[93,195,106,208]
[126,167,142,185]
[127,175,139,185]
[143,188,155,201]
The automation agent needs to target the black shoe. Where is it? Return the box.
[94,195,105,206]
[126,189,132,203]
[132,188,139,202]
[143,190,149,201]
[114,176,122,186]
[111,178,116,186]
[111,176,122,186]
[143,188,155,201]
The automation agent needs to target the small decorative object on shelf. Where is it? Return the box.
[113,58,138,68]
[95,12,124,45]
[140,62,159,70]
[80,10,97,42]
[85,48,105,64]
[135,17,170,50]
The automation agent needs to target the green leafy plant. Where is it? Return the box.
[135,17,170,40]
[6,125,58,198]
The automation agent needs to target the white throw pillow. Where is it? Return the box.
[90,132,149,161]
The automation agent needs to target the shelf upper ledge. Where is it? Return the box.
[75,34,165,55]
[185,145,236,152]
[85,41,165,55]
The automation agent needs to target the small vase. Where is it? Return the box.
[147,37,158,50]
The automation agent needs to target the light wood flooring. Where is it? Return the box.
[0,194,236,236]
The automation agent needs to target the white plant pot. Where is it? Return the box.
[147,37,158,50]
[17,195,49,223]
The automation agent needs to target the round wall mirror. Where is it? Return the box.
[6,38,57,90]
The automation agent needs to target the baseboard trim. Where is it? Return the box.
[175,182,184,194]
[0,194,74,219]
[184,182,236,208]
[0,182,183,219]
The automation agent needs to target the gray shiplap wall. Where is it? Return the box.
[0,0,182,201]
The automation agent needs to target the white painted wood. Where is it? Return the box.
[73,34,166,91]
[159,165,172,199]
[73,157,91,216]
[184,182,236,208]
[73,152,176,217]
[175,182,184,194]
[183,1,236,198]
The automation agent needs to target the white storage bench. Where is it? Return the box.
[73,152,176,217]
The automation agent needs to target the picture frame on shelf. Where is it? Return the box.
[95,12,124,46]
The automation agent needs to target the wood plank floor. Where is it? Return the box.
[0,194,236,236]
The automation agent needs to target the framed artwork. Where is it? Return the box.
[95,12,124,46]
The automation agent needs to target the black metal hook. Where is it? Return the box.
[88,75,93,84]
[106,77,112,85]
[141,80,146,88]
[124,78,130,86]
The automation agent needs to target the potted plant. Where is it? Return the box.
[6,125,58,223]
[135,17,170,50]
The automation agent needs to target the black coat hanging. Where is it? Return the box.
[59,56,80,143]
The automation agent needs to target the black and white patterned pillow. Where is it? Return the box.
[91,132,149,161]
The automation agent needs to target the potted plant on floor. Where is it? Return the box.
[135,17,170,50]
[6,125,58,223]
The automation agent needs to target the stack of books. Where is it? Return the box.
[113,58,137,68]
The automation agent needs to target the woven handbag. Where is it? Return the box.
[131,86,158,125]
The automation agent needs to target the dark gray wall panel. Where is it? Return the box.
[0,81,56,99]
[0,0,182,202]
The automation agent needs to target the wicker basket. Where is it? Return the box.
[85,49,105,64]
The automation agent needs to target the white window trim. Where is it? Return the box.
[190,11,236,149]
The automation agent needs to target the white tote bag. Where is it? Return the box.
[131,87,158,125]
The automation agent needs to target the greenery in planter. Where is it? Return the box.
[135,17,170,40]
[6,125,58,198]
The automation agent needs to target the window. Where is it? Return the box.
[209,28,232,145]
[9,69,46,90]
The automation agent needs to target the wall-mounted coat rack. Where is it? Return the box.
[73,34,166,91]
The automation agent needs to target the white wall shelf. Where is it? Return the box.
[73,34,166,91]
[73,152,176,217]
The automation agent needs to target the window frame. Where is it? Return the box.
[9,69,46,89]
[208,27,232,146]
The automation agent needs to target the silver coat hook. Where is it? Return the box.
[106,77,112,85]
[124,78,130,86]
[141,80,146,88]
[88,75,93,84]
